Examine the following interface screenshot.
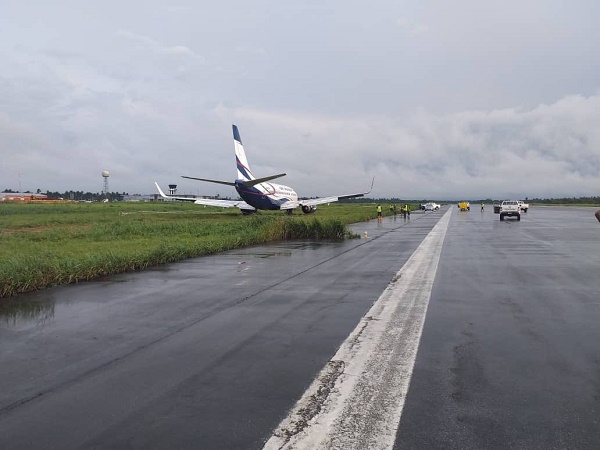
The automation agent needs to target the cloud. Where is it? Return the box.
[215,94,600,199]
[1,1,597,200]
[1,52,598,200]
[235,46,269,57]
[115,30,196,58]
[396,17,428,35]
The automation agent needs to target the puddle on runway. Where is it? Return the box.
[0,295,56,329]
[0,238,357,329]
[0,280,125,331]
[227,239,348,257]
[240,251,293,259]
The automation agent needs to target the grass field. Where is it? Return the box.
[0,201,389,298]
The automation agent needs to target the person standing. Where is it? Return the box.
[377,204,382,222]
[401,204,407,218]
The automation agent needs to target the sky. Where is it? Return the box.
[1,0,599,200]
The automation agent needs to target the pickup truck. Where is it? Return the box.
[517,200,529,212]
[500,200,521,221]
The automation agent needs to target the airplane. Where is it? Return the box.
[155,124,373,215]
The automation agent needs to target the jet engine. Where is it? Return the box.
[302,205,317,214]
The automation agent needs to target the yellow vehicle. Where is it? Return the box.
[458,201,470,211]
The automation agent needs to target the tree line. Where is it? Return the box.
[2,189,127,202]
[3,188,598,205]
[342,196,600,205]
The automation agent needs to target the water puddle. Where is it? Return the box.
[0,295,56,329]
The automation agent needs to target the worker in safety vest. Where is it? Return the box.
[403,204,410,218]
[377,204,382,222]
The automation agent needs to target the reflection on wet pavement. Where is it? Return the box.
[0,296,55,329]
[0,214,430,331]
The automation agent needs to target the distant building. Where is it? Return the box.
[122,194,157,202]
[0,193,48,202]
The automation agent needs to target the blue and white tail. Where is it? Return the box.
[233,125,255,182]
[180,125,285,189]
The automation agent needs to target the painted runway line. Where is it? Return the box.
[263,209,452,450]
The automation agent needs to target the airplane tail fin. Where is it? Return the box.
[183,125,286,188]
[233,124,255,182]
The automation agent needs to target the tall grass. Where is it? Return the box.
[0,202,375,297]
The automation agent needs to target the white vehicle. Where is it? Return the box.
[500,200,521,221]
[517,200,529,212]
[423,202,440,211]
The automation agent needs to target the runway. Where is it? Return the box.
[1,205,599,449]
[395,205,600,449]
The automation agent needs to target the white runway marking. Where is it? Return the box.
[263,209,452,450]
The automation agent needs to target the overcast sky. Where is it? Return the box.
[1,0,598,200]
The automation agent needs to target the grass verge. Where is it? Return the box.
[1,202,381,298]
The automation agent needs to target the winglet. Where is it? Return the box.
[155,182,168,198]
[335,175,375,201]
[367,175,375,195]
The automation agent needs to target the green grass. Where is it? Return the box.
[0,201,383,298]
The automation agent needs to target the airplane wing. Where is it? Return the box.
[192,198,254,209]
[154,182,255,211]
[299,176,375,208]
[300,196,343,208]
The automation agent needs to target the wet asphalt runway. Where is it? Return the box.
[1,206,599,449]
[395,206,600,450]
[0,210,438,449]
